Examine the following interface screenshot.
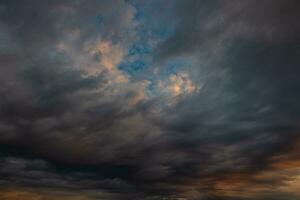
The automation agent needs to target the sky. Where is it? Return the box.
[0,0,300,199]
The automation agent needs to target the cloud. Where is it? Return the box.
[155,0,300,62]
[0,0,300,199]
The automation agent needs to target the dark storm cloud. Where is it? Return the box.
[0,0,300,199]
[0,2,178,199]
[0,156,136,193]
[156,0,300,61]
[147,0,300,198]
[154,41,300,198]
[0,0,144,163]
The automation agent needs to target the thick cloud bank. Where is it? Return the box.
[0,0,300,199]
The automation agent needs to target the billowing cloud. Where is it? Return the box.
[0,0,300,199]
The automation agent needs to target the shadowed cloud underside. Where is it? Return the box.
[0,0,300,199]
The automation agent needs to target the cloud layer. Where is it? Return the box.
[0,0,300,199]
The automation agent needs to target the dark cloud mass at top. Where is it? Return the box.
[0,0,300,199]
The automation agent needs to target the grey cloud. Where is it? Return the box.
[0,0,300,199]
[156,0,300,62]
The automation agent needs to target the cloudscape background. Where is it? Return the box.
[0,0,300,199]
